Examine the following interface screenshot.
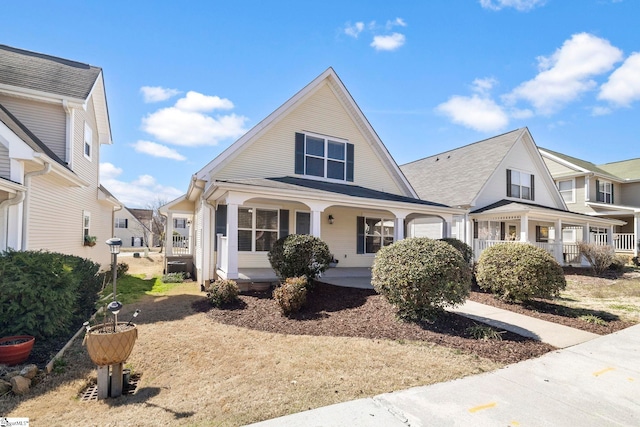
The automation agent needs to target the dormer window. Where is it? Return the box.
[507,169,534,201]
[295,132,354,182]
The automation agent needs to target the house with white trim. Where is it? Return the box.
[114,207,153,248]
[401,128,624,264]
[161,68,465,286]
[540,148,640,257]
[0,45,119,266]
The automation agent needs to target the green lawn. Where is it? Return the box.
[99,274,182,305]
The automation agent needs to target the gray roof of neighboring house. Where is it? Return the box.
[0,44,101,100]
[216,176,450,208]
[400,128,526,207]
[538,146,616,178]
[597,158,640,181]
[0,101,67,168]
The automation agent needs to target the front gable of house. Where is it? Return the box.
[200,69,413,198]
[474,129,566,211]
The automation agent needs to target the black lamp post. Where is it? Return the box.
[106,238,123,331]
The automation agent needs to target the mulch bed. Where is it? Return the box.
[194,283,554,364]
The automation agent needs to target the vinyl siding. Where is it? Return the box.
[114,209,150,247]
[73,99,99,184]
[620,182,640,206]
[0,143,9,179]
[542,156,579,176]
[0,94,67,162]
[216,82,404,195]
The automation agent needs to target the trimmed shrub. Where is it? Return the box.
[161,272,185,283]
[577,242,615,275]
[371,238,472,320]
[268,234,332,281]
[273,276,308,316]
[439,237,473,264]
[476,243,566,302]
[207,278,239,307]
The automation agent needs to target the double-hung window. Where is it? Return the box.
[295,132,354,182]
[507,169,534,201]
[596,180,613,204]
[115,218,128,228]
[364,217,394,254]
[238,207,279,252]
[557,179,575,203]
[83,211,90,237]
[174,218,187,229]
[84,122,92,161]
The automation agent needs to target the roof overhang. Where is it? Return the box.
[0,177,25,194]
[160,194,195,215]
[585,201,640,215]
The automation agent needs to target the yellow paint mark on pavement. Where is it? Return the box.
[510,421,520,426]
[593,367,615,377]
[469,402,497,413]
[628,377,635,382]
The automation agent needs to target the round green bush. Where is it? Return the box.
[371,238,472,320]
[268,234,332,280]
[207,278,239,307]
[439,237,473,264]
[475,243,566,302]
[273,276,308,316]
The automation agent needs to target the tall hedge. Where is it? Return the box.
[372,238,471,320]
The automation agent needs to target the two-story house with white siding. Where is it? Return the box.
[540,148,640,257]
[0,45,120,266]
[401,128,623,264]
[114,207,153,248]
[161,68,466,287]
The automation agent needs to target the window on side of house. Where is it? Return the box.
[238,207,279,252]
[115,218,128,228]
[535,225,549,243]
[557,179,575,203]
[83,211,90,237]
[173,218,187,229]
[507,169,534,201]
[364,217,394,254]
[84,122,92,161]
[295,132,354,182]
[596,180,613,204]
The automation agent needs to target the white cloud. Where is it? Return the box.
[100,163,183,208]
[141,91,248,147]
[140,86,181,103]
[436,95,509,132]
[591,106,612,116]
[370,33,406,51]
[132,140,186,161]
[471,77,498,95]
[344,22,364,38]
[479,0,546,11]
[598,52,640,107]
[174,91,234,112]
[385,18,407,29]
[505,33,623,114]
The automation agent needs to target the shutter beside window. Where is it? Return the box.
[356,216,365,254]
[295,133,305,175]
[595,179,601,202]
[500,222,505,241]
[473,221,478,239]
[131,237,134,246]
[214,205,228,250]
[535,226,541,242]
[125,219,128,228]
[346,143,354,182]
[611,184,614,204]
[506,169,512,197]
[279,210,289,238]
[530,175,535,200]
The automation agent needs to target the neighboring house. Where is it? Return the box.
[114,207,153,248]
[401,128,623,264]
[0,45,119,266]
[161,68,465,286]
[540,148,640,256]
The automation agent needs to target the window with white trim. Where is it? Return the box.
[115,218,128,228]
[84,122,92,161]
[597,180,613,204]
[364,217,394,254]
[173,218,187,229]
[83,211,90,237]
[507,169,534,200]
[238,207,279,252]
[304,135,347,180]
[557,179,575,203]
[295,211,311,235]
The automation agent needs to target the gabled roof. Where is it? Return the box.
[0,45,102,100]
[597,158,640,181]
[194,67,417,198]
[400,128,526,207]
[538,147,617,179]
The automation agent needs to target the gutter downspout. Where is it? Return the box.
[0,191,26,250]
[63,100,75,170]
[22,161,52,250]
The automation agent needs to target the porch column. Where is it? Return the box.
[583,222,590,243]
[519,214,529,242]
[310,210,322,238]
[394,216,405,241]
[554,219,564,264]
[634,213,639,257]
[226,203,239,279]
[465,215,473,248]
[166,212,174,256]
[607,225,614,250]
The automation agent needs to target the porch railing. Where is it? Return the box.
[216,234,228,272]
[613,233,636,252]
[172,235,190,255]
[473,240,580,265]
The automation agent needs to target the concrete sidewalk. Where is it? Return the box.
[248,324,640,427]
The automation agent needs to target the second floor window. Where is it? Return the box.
[507,169,534,201]
[295,132,354,182]
[557,179,574,203]
[84,122,92,161]
[596,180,613,204]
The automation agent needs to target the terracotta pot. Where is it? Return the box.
[0,335,35,366]
[84,323,138,366]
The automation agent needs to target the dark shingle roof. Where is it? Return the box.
[216,176,450,208]
[0,45,101,100]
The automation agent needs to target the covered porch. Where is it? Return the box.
[586,201,640,256]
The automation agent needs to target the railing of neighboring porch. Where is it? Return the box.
[172,235,190,255]
[592,233,637,252]
[473,240,581,264]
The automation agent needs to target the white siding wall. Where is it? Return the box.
[0,143,9,179]
[114,209,149,247]
[216,83,404,195]
[0,95,67,161]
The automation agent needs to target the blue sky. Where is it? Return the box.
[2,0,639,208]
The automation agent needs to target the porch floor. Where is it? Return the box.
[217,267,374,289]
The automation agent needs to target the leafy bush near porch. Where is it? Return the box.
[0,250,103,339]
[273,276,308,316]
[207,278,239,307]
[161,272,185,283]
[371,238,472,320]
[439,237,473,264]
[577,242,615,275]
[268,234,332,281]
[476,243,566,302]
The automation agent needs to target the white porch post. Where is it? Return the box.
[465,215,473,248]
[554,219,564,264]
[520,214,529,242]
[394,216,405,241]
[166,212,174,256]
[226,203,239,280]
[634,213,639,257]
[310,210,322,238]
[201,201,211,286]
[607,225,614,249]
